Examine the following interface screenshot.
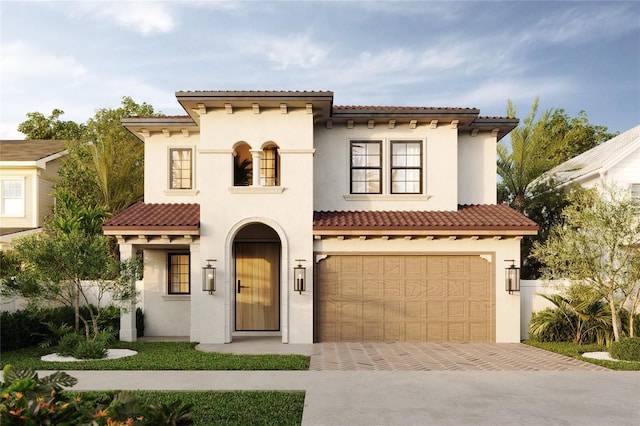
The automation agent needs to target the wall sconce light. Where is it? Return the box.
[294,259,306,294]
[505,259,520,294]
[202,259,216,294]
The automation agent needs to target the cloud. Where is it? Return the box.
[523,3,640,45]
[237,33,332,70]
[73,1,176,36]
[0,40,176,138]
[0,41,89,105]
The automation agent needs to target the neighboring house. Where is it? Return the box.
[0,140,67,250]
[103,90,538,345]
[543,124,640,194]
[520,124,640,339]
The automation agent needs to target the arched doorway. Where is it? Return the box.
[233,223,281,332]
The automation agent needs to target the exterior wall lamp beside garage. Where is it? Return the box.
[202,259,216,294]
[294,259,306,294]
[505,260,520,294]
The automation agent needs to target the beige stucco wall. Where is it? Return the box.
[141,107,315,344]
[140,249,191,336]
[314,236,523,343]
[313,124,461,211]
[457,132,498,204]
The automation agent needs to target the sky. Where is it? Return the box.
[1,0,639,140]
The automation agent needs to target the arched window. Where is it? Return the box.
[234,143,252,186]
[261,144,280,186]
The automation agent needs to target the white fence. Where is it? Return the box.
[520,279,640,340]
[0,281,133,314]
[520,280,570,340]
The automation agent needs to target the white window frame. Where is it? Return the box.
[0,177,26,217]
[165,146,199,196]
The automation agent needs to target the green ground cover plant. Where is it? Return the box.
[524,340,640,371]
[70,390,305,426]
[0,342,309,371]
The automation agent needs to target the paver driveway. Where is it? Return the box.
[309,342,610,371]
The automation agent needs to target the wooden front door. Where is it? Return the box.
[235,242,280,331]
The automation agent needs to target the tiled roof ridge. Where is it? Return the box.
[333,105,478,111]
[125,115,192,119]
[176,90,333,94]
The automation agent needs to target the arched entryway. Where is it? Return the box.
[233,223,281,332]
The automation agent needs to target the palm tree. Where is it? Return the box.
[497,98,561,213]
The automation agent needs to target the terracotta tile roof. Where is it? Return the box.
[176,90,333,95]
[0,140,67,161]
[313,204,538,233]
[333,106,478,112]
[103,202,199,231]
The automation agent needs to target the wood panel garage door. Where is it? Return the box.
[315,255,494,342]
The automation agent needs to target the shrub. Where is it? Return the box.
[73,339,108,359]
[136,307,144,337]
[610,337,640,361]
[57,332,85,356]
[0,366,161,425]
[529,308,574,342]
[0,305,123,352]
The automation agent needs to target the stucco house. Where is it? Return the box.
[0,140,67,250]
[543,124,640,194]
[103,90,538,345]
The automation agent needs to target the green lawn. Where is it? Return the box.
[68,390,305,426]
[0,341,309,370]
[524,340,640,371]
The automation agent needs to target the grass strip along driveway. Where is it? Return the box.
[2,342,308,425]
[67,390,305,426]
[0,341,310,371]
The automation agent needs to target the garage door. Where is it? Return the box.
[314,255,494,342]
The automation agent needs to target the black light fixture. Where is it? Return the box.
[202,259,216,294]
[505,259,520,294]
[294,259,306,294]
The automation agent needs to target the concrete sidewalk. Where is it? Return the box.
[62,369,640,425]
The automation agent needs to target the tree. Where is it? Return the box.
[498,99,615,278]
[498,101,616,214]
[17,97,159,216]
[1,197,139,340]
[497,98,558,213]
[60,96,158,215]
[17,109,86,140]
[531,185,640,341]
[542,109,616,165]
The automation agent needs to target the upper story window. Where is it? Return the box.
[170,148,192,190]
[1,178,25,217]
[168,253,190,294]
[350,140,381,194]
[391,141,422,194]
[260,145,280,186]
[234,143,253,186]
